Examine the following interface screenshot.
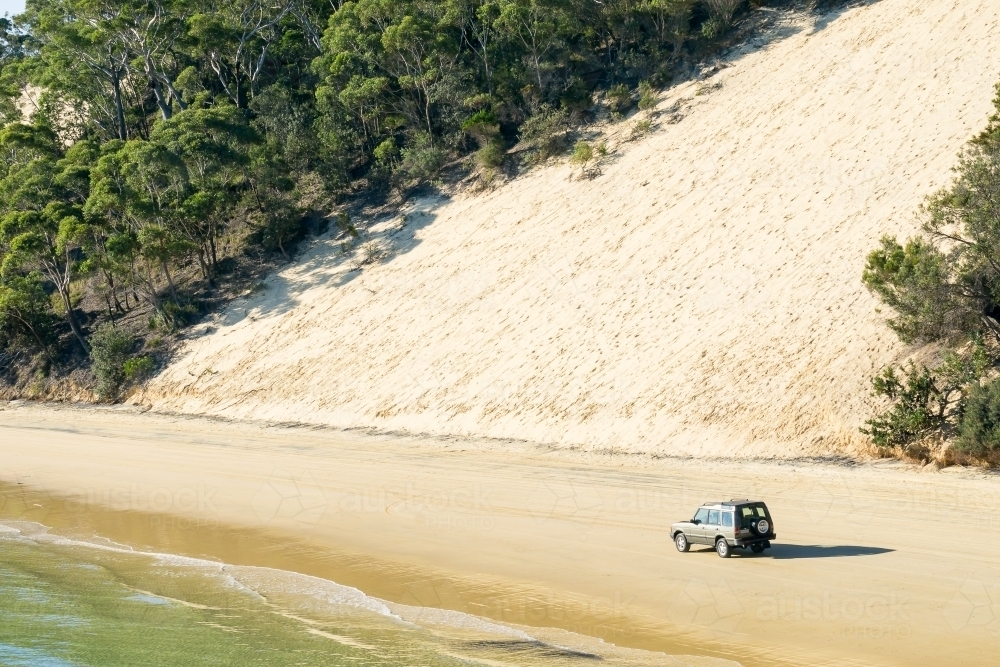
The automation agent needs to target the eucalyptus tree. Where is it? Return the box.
[319,0,465,146]
[149,105,256,279]
[188,0,302,108]
[85,137,189,324]
[0,122,92,351]
[114,0,192,120]
[445,0,502,96]
[643,0,694,58]
[25,0,139,140]
[0,272,57,361]
[495,0,571,95]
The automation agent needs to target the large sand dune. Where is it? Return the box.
[143,0,1000,457]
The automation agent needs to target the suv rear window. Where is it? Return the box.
[739,504,769,526]
[722,512,733,527]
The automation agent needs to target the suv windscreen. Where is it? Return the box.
[694,508,710,524]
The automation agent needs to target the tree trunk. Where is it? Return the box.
[59,288,90,354]
[14,312,55,365]
[151,79,172,120]
[164,79,188,111]
[112,71,128,140]
[532,46,543,90]
[161,261,179,304]
[142,263,168,326]
[102,268,124,313]
[235,74,246,109]
[209,232,218,273]
[196,246,210,280]
[424,92,434,144]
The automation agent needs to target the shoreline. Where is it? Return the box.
[0,403,748,665]
[4,402,1000,666]
[0,489,735,667]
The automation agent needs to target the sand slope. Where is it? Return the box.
[143,0,1000,456]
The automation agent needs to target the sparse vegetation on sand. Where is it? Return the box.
[862,83,1000,464]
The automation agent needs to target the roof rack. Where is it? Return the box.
[702,499,758,506]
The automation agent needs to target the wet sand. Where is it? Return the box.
[3,402,999,666]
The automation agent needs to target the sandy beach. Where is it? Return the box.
[3,402,999,666]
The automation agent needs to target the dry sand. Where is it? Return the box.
[4,402,1000,667]
[138,0,1000,457]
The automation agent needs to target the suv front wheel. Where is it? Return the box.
[675,533,690,552]
[715,538,731,558]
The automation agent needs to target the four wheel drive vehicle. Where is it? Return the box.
[671,499,776,558]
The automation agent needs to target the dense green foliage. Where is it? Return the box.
[862,86,1000,456]
[859,345,990,451]
[860,362,945,450]
[89,322,135,398]
[957,376,1000,456]
[0,0,761,393]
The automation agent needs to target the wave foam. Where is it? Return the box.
[0,519,535,641]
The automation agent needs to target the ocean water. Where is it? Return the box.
[0,521,714,667]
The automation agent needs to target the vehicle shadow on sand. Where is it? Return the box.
[767,544,893,559]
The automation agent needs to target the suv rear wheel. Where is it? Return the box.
[675,533,690,552]
[750,542,765,554]
[715,538,731,558]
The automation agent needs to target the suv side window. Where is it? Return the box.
[722,512,733,527]
[694,508,709,524]
[708,510,720,525]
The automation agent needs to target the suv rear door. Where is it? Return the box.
[704,509,722,544]
[739,503,771,536]
[720,510,735,541]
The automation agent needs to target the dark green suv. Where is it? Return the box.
[671,499,776,558]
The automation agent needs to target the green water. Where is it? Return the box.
[0,522,700,667]
[0,532,449,666]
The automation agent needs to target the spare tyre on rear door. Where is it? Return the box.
[739,502,774,542]
[750,517,769,536]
